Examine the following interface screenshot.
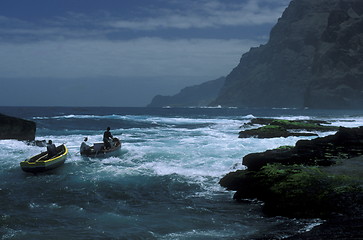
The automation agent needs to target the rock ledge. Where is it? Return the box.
[0,113,36,141]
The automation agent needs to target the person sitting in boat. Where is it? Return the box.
[80,137,91,154]
[103,127,113,149]
[47,140,57,159]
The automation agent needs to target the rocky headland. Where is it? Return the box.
[0,113,36,141]
[147,0,363,110]
[212,0,363,109]
[220,125,363,238]
[147,77,225,107]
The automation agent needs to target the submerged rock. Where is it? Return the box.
[284,216,363,239]
[0,113,36,141]
[28,140,47,147]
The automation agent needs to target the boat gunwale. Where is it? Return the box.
[81,139,121,158]
[21,145,68,166]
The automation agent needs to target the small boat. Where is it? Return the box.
[20,144,68,173]
[80,138,121,158]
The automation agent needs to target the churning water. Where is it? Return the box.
[1,107,363,239]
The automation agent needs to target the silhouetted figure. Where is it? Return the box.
[103,127,113,149]
[80,137,91,154]
[47,140,57,159]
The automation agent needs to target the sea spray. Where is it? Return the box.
[1,107,363,239]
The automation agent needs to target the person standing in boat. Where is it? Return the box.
[47,140,57,158]
[103,127,113,149]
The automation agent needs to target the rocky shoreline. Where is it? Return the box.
[0,113,36,141]
[221,120,363,239]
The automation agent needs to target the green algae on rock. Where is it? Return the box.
[239,118,339,139]
[220,164,363,218]
[243,126,363,171]
[221,126,363,219]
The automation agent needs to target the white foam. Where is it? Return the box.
[329,116,363,128]
[3,113,363,196]
[157,228,241,239]
[33,114,129,120]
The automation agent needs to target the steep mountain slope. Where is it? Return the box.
[212,0,363,109]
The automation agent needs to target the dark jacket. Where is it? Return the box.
[47,144,57,158]
[103,130,113,141]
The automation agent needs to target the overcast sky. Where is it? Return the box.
[0,0,290,107]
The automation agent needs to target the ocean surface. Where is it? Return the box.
[1,107,363,240]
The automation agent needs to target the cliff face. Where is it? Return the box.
[0,114,36,141]
[147,77,225,107]
[212,0,363,109]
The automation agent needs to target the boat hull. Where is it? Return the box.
[81,139,121,158]
[20,145,68,173]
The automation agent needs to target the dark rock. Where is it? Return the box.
[239,125,318,138]
[222,125,363,237]
[147,77,225,107]
[212,0,363,109]
[244,118,334,127]
[239,118,338,139]
[269,119,339,131]
[220,126,363,220]
[0,113,36,141]
[243,118,278,126]
[285,216,363,240]
[243,126,363,171]
[28,140,47,147]
[220,163,363,219]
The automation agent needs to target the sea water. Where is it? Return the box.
[1,107,363,240]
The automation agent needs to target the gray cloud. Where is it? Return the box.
[108,0,289,30]
[0,38,259,79]
[0,0,287,81]
[0,0,290,106]
[0,0,290,41]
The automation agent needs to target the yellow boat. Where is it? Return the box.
[20,144,68,173]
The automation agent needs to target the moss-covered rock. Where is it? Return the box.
[220,164,363,218]
[243,126,363,171]
[257,164,362,218]
[221,126,363,220]
[239,125,318,138]
[270,119,339,131]
[239,118,338,138]
[276,145,294,150]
